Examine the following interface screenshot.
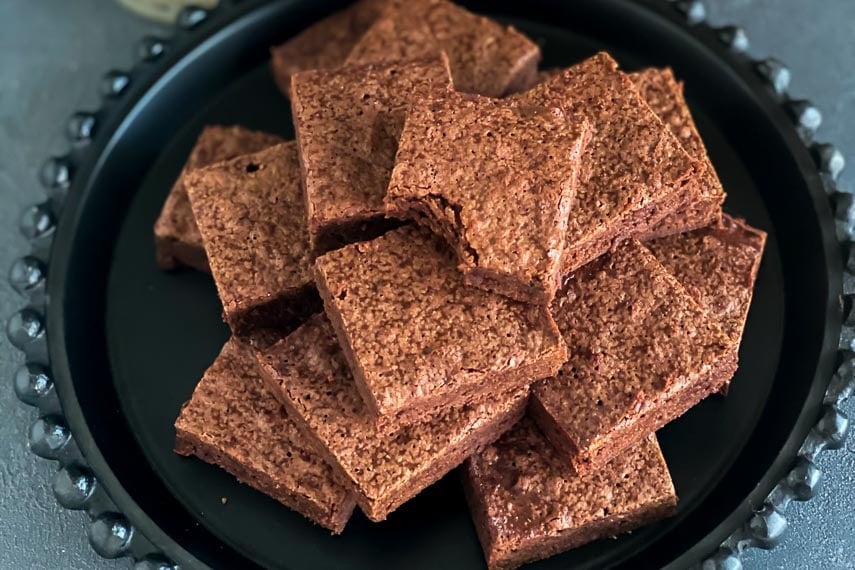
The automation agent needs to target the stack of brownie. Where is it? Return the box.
[160,1,767,568]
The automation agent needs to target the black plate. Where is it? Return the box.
[11,0,848,568]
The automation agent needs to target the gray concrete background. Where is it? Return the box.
[0,1,852,568]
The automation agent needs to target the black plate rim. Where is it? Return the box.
[6,0,851,568]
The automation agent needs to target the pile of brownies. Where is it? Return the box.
[156,1,767,568]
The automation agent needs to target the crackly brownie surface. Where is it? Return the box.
[515,53,700,274]
[183,142,318,334]
[647,214,766,343]
[345,0,540,96]
[630,68,725,238]
[257,314,528,522]
[531,240,735,473]
[313,226,566,424]
[290,55,451,254]
[154,125,284,272]
[464,418,676,570]
[174,337,355,534]
[387,90,590,304]
[269,0,389,97]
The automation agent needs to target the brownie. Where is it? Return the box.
[386,91,590,304]
[345,0,541,97]
[290,55,452,254]
[630,68,726,238]
[269,0,389,97]
[514,52,701,274]
[530,240,736,474]
[153,126,284,272]
[647,214,767,392]
[174,337,356,534]
[183,142,320,334]
[313,225,567,426]
[256,313,528,522]
[463,417,676,570]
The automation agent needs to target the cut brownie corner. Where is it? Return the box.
[153,180,210,273]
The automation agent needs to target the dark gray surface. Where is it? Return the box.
[0,1,852,569]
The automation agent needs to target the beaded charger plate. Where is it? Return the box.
[8,0,852,568]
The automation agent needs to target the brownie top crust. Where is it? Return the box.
[313,225,566,419]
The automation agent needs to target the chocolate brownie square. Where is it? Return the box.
[630,68,726,238]
[269,0,389,97]
[514,53,701,274]
[345,0,540,97]
[154,125,283,272]
[530,240,736,474]
[183,142,319,334]
[386,90,590,304]
[174,337,356,534]
[257,314,528,521]
[313,225,567,427]
[647,214,767,392]
[463,417,676,570]
[290,55,452,254]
